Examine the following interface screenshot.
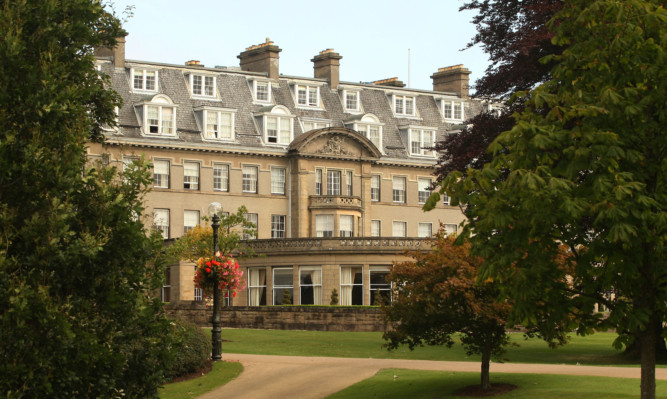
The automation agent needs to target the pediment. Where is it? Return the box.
[288,127,381,159]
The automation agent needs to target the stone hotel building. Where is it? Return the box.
[91,37,481,308]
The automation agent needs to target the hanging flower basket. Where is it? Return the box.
[194,252,246,298]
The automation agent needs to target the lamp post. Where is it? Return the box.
[208,202,223,361]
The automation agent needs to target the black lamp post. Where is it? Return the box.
[210,211,222,361]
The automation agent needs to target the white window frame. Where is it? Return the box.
[371,175,381,202]
[443,192,451,206]
[418,222,432,238]
[198,107,235,141]
[271,215,286,238]
[131,68,158,92]
[393,94,416,117]
[244,213,258,240]
[183,161,199,190]
[315,214,334,237]
[350,114,383,151]
[189,74,216,98]
[392,176,406,203]
[327,170,341,196]
[253,80,271,103]
[445,223,458,236]
[418,178,431,204]
[299,266,322,305]
[409,128,436,157]
[342,90,361,112]
[295,84,321,108]
[392,221,407,237]
[340,215,354,237]
[153,159,170,189]
[370,266,392,305]
[346,171,353,196]
[271,167,286,195]
[137,95,177,137]
[272,267,293,305]
[340,266,363,306]
[315,169,323,195]
[257,106,294,145]
[247,268,266,306]
[300,118,330,132]
[242,165,258,194]
[370,220,381,237]
[184,210,200,234]
[213,163,229,192]
[441,100,465,121]
[153,209,169,239]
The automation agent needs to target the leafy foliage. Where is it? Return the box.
[165,318,211,380]
[166,206,256,263]
[0,1,174,397]
[383,232,511,389]
[440,1,666,397]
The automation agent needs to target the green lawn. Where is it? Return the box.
[327,369,667,399]
[159,360,242,399]
[218,328,643,366]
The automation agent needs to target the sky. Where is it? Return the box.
[107,0,490,92]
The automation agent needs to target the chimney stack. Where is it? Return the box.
[372,77,406,88]
[237,38,282,79]
[431,65,471,98]
[95,35,125,69]
[312,49,342,89]
[185,60,203,67]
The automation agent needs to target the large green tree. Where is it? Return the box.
[437,1,666,398]
[0,1,174,397]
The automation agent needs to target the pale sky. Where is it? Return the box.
[107,0,489,92]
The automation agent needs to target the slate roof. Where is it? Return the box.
[98,58,477,164]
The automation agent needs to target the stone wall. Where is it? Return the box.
[164,302,386,332]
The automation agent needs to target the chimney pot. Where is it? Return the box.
[431,65,471,98]
[372,77,406,88]
[311,49,342,89]
[238,39,282,79]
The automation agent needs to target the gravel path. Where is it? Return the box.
[197,353,667,399]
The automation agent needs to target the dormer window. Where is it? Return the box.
[393,94,415,117]
[347,114,383,152]
[131,68,158,92]
[408,128,436,157]
[342,90,361,112]
[136,94,177,137]
[301,118,330,132]
[255,105,294,145]
[190,74,216,97]
[295,84,320,108]
[253,80,271,103]
[195,106,235,141]
[441,99,464,121]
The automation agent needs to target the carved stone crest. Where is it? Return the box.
[317,136,352,155]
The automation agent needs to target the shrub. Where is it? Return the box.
[330,288,339,305]
[166,318,210,380]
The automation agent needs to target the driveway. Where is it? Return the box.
[197,353,667,399]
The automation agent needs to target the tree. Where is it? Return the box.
[165,206,257,263]
[0,1,174,397]
[383,232,512,391]
[439,1,666,398]
[434,0,563,182]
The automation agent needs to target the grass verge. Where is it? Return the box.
[159,360,242,399]
[218,329,645,366]
[326,369,667,399]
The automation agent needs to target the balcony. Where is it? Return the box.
[309,195,361,210]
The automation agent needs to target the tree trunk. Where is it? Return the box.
[640,318,657,399]
[481,349,491,390]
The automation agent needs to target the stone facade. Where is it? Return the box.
[92,36,480,308]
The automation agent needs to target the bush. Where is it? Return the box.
[166,319,210,380]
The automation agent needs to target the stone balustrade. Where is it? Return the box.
[242,236,429,255]
[308,195,362,210]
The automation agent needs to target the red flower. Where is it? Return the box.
[205,267,211,273]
